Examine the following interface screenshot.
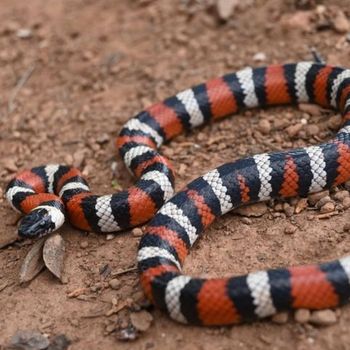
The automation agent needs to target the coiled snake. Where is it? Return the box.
[6,62,350,325]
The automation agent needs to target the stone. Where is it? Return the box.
[132,228,144,237]
[298,103,322,116]
[258,119,271,134]
[309,309,337,326]
[319,202,335,214]
[315,196,332,209]
[295,309,310,324]
[130,310,153,332]
[216,0,238,21]
[333,190,349,202]
[96,133,110,145]
[342,197,350,210]
[253,52,267,62]
[236,202,268,217]
[281,11,313,32]
[109,278,121,290]
[333,10,350,34]
[16,28,32,39]
[80,240,89,249]
[343,223,350,232]
[3,158,18,172]
[308,190,329,206]
[286,123,303,138]
[284,224,297,235]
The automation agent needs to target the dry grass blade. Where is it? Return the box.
[19,237,46,283]
[8,64,36,114]
[43,234,65,281]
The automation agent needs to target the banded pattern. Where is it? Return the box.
[6,62,350,325]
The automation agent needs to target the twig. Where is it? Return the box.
[111,266,137,277]
[8,64,36,113]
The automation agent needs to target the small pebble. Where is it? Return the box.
[286,123,303,138]
[253,52,267,62]
[106,234,115,241]
[216,0,236,21]
[258,119,271,134]
[236,202,268,217]
[315,196,333,209]
[333,10,350,34]
[272,312,288,324]
[343,223,350,232]
[284,224,297,235]
[294,309,310,324]
[16,28,32,39]
[240,217,252,225]
[327,115,342,130]
[3,158,18,172]
[109,278,121,290]
[305,124,320,136]
[308,190,329,206]
[320,202,335,214]
[283,203,294,217]
[132,228,144,237]
[298,103,322,116]
[80,241,89,249]
[333,190,349,202]
[96,133,110,145]
[342,197,350,209]
[309,309,337,326]
[130,310,153,332]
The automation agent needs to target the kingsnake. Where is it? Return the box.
[5,62,350,326]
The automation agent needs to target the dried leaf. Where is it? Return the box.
[43,234,65,281]
[19,237,46,283]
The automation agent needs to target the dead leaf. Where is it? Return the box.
[43,234,65,281]
[19,237,46,283]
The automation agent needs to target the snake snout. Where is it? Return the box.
[18,208,55,238]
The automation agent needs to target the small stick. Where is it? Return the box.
[8,64,36,113]
[111,266,137,277]
[310,47,326,64]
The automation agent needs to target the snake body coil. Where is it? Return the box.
[6,62,350,325]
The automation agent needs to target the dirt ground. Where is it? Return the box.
[1,0,350,349]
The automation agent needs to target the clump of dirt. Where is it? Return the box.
[1,1,350,349]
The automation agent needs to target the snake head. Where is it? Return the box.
[18,207,64,238]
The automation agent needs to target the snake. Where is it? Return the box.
[5,62,350,326]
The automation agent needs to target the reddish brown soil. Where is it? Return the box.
[1,1,350,349]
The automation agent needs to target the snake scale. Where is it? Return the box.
[6,62,350,326]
